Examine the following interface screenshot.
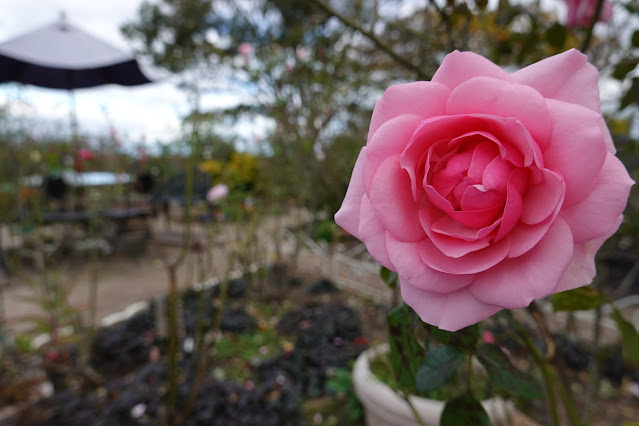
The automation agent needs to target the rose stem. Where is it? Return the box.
[580,0,606,52]
[466,354,473,394]
[400,391,429,426]
[503,311,561,426]
[584,280,603,426]
[527,303,581,425]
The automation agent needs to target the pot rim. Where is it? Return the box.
[352,343,513,425]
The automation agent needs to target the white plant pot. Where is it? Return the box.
[353,344,514,426]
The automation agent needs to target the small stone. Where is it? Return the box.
[131,403,146,418]
[183,337,194,353]
[39,381,54,398]
[213,367,226,380]
[149,346,161,363]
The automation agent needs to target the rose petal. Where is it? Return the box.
[422,139,457,199]
[507,219,554,258]
[432,150,473,191]
[468,142,500,183]
[448,204,503,229]
[386,233,476,293]
[482,157,514,193]
[431,212,501,242]
[493,118,537,167]
[368,82,450,143]
[494,168,527,241]
[495,84,552,151]
[420,208,492,257]
[424,184,455,212]
[418,233,511,274]
[561,153,634,243]
[400,280,502,331]
[469,217,574,308]
[513,49,602,113]
[364,114,425,192]
[554,215,623,293]
[520,168,565,225]
[358,195,394,269]
[335,147,368,238]
[460,185,504,211]
[369,155,427,242]
[446,76,503,112]
[447,76,552,150]
[544,99,607,206]
[432,51,514,91]
[405,115,534,171]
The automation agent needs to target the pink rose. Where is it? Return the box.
[238,42,254,56]
[564,0,612,28]
[335,50,633,331]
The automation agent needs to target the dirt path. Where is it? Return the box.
[0,210,390,337]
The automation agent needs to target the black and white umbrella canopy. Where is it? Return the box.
[0,13,151,90]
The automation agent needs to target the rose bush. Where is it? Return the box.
[335,49,633,331]
[563,0,612,28]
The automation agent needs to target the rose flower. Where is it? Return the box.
[563,0,613,28]
[335,49,633,331]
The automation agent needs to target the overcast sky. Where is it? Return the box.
[0,0,254,150]
[0,0,622,152]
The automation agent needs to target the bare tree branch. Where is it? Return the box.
[309,0,429,79]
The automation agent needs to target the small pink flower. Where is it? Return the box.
[76,148,94,161]
[482,330,496,344]
[563,0,612,28]
[207,183,229,202]
[335,50,633,331]
[238,42,254,56]
[295,46,309,61]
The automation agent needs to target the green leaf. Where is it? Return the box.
[625,0,639,14]
[387,304,425,390]
[380,266,398,290]
[545,23,566,49]
[429,323,480,352]
[475,0,488,10]
[620,77,639,109]
[610,307,639,369]
[416,346,464,394]
[551,286,603,312]
[440,394,491,426]
[633,30,639,47]
[612,58,639,81]
[476,343,543,399]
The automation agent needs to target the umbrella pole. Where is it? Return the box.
[69,89,79,144]
[68,89,81,211]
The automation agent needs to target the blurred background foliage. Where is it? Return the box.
[118,0,638,209]
[3,0,639,245]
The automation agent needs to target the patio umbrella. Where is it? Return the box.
[0,12,152,135]
[0,12,151,89]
